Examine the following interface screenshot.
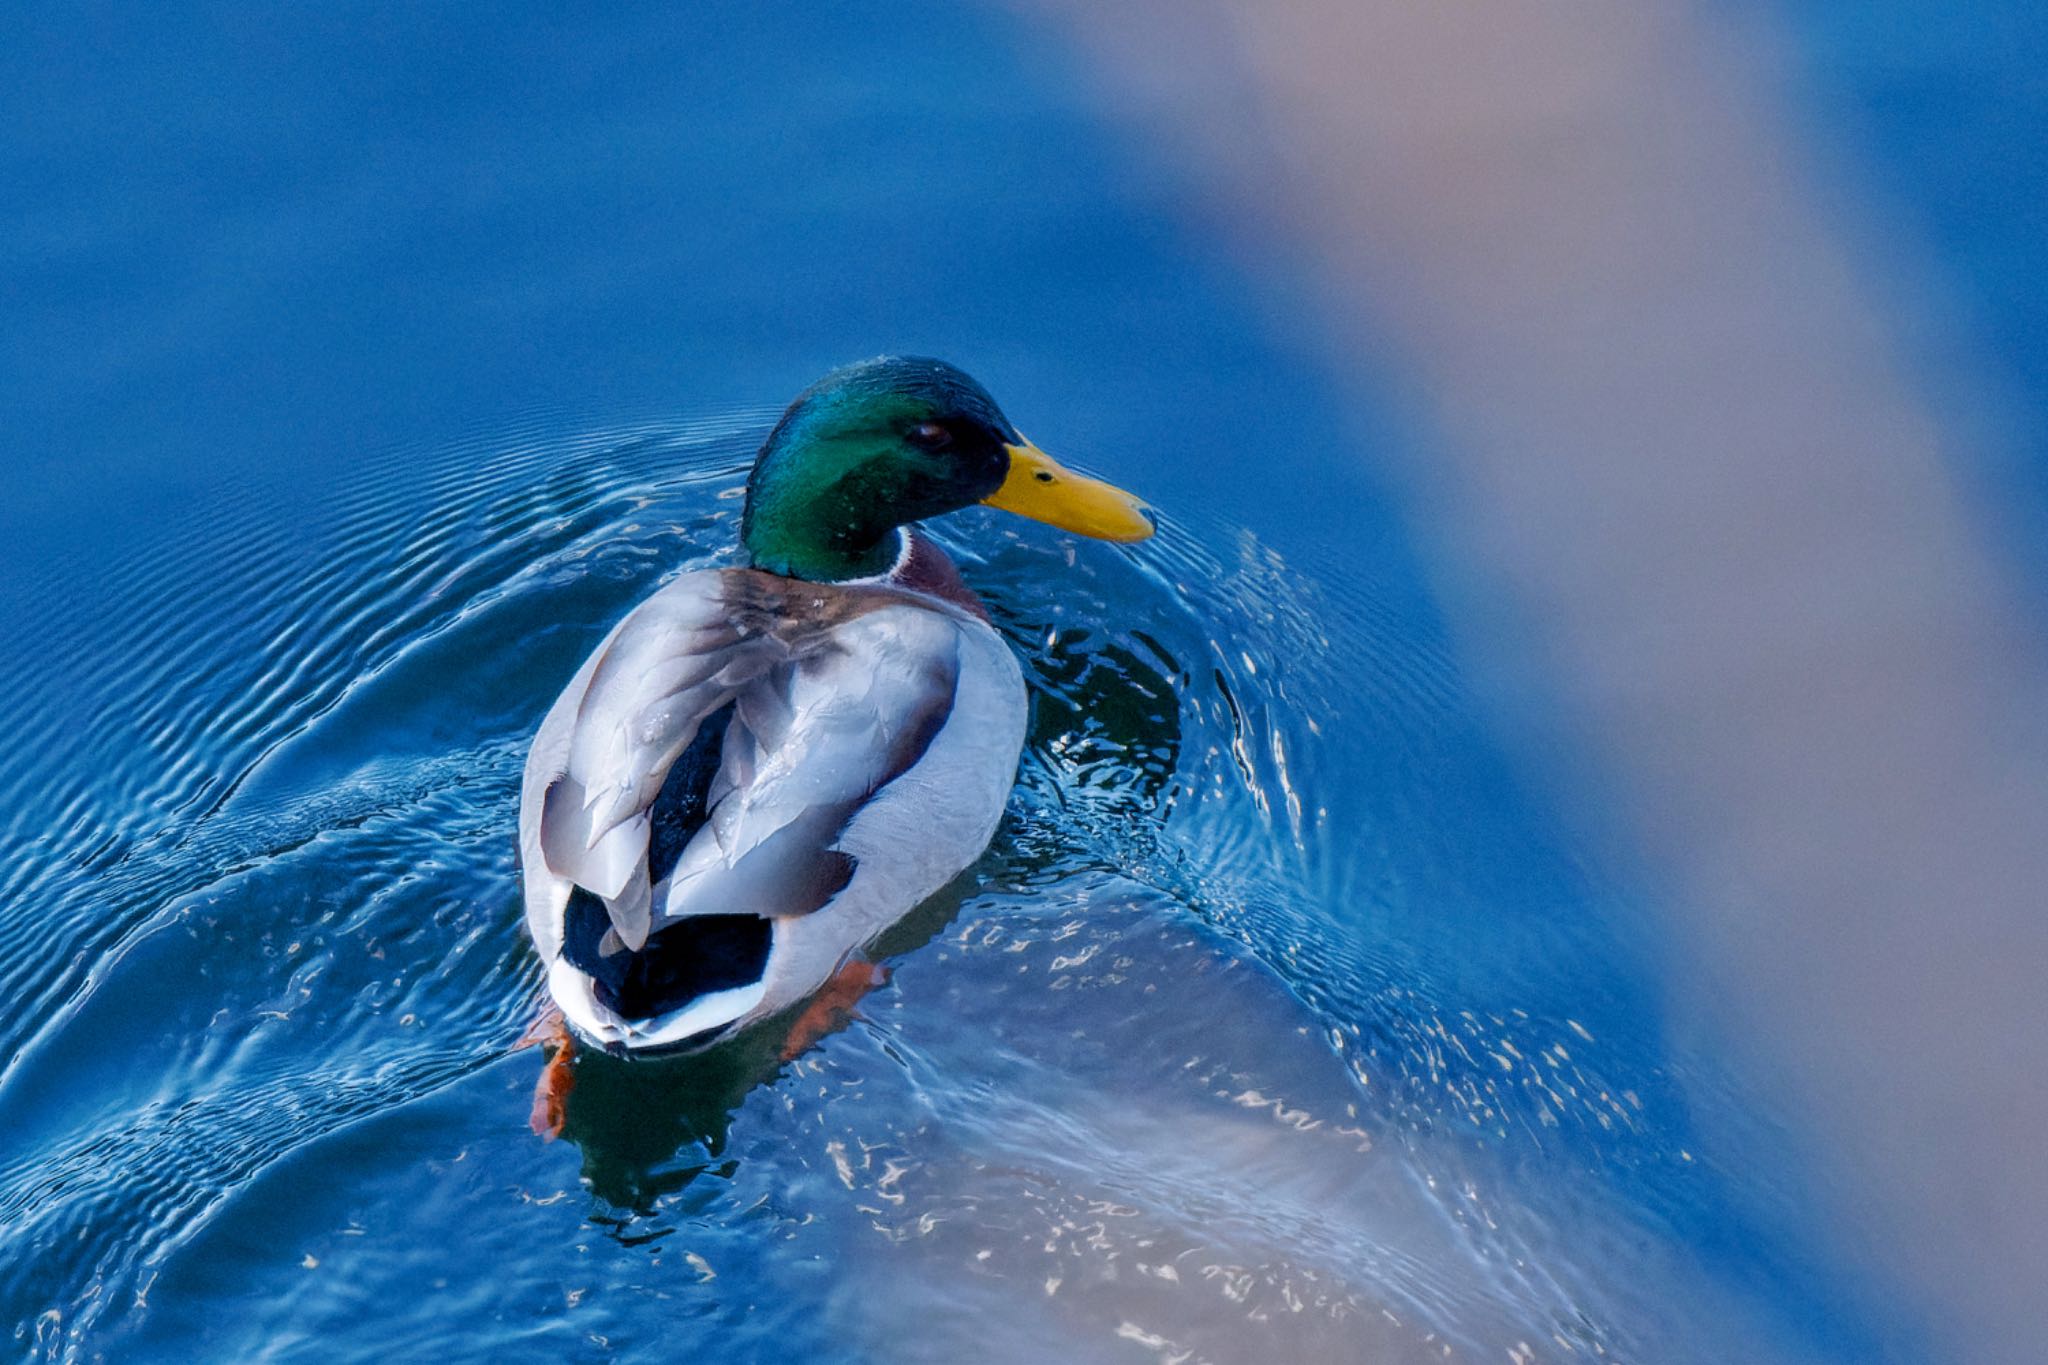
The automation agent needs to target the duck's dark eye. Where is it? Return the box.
[907,422,953,450]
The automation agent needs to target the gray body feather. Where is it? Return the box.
[519,557,1026,1051]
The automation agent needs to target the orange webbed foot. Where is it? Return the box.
[780,959,891,1062]
[514,998,563,1052]
[523,1003,576,1141]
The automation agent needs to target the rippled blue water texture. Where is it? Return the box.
[6,2,2016,1360]
[0,420,1816,1363]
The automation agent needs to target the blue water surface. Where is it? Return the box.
[3,2,2030,1360]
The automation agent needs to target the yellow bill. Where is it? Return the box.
[983,440,1155,542]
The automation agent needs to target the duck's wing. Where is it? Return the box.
[522,569,815,954]
[652,602,962,935]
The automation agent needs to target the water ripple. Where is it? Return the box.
[0,410,1802,1362]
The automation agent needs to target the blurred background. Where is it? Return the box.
[4,2,2044,1362]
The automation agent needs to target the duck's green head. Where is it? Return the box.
[741,356,1153,581]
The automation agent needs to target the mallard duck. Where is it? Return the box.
[518,356,1153,1070]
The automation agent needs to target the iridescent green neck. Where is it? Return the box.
[740,415,922,581]
[743,503,904,581]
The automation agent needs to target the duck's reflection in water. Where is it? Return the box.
[554,877,978,1213]
[558,1031,778,1212]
